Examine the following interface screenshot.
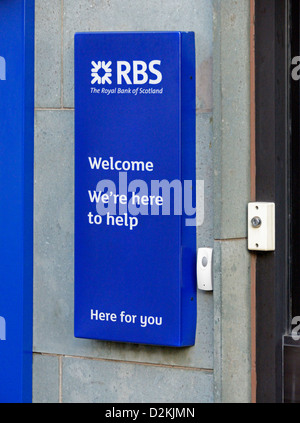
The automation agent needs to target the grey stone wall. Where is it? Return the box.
[33,0,215,403]
[213,0,252,403]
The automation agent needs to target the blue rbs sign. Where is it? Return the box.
[0,0,34,402]
[74,32,196,347]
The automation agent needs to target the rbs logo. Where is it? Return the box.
[91,60,162,85]
[0,56,6,80]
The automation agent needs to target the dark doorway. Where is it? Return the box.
[284,0,300,404]
[255,0,290,403]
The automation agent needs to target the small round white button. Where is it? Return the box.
[202,256,208,267]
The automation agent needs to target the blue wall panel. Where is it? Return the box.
[0,0,34,403]
[74,32,196,347]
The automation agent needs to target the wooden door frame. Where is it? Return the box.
[254,0,290,403]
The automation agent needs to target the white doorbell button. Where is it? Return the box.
[197,248,213,291]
